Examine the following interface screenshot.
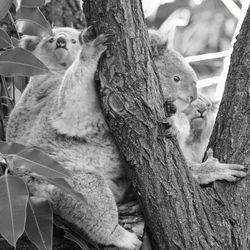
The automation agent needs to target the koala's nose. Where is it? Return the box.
[197,108,207,117]
[56,37,66,48]
[188,82,197,103]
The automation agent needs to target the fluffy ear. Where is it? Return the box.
[148,29,168,57]
[19,35,41,51]
[79,27,93,44]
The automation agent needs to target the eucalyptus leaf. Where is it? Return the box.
[0,175,29,247]
[9,148,71,179]
[25,196,53,250]
[16,7,52,36]
[64,232,90,250]
[0,141,29,155]
[0,47,49,77]
[0,29,12,49]
[21,0,45,8]
[0,0,13,20]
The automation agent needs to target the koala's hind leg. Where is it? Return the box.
[189,149,247,185]
[44,172,141,249]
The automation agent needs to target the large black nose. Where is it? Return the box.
[56,37,66,48]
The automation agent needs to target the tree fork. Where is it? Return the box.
[82,0,250,249]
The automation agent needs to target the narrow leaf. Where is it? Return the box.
[9,148,71,179]
[13,75,28,92]
[21,0,45,8]
[0,29,12,48]
[0,175,29,247]
[64,232,89,250]
[0,0,13,20]
[0,141,29,155]
[0,47,49,77]
[16,19,50,37]
[25,196,53,250]
[16,7,52,36]
[45,178,86,203]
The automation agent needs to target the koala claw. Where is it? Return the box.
[190,152,247,185]
[93,34,109,46]
[112,228,141,250]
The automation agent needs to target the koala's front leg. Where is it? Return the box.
[32,172,141,249]
[189,149,247,185]
[52,34,109,138]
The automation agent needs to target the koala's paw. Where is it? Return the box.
[112,226,141,250]
[93,34,108,55]
[192,148,247,185]
[80,34,108,61]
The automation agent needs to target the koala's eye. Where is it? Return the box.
[48,38,54,43]
[71,39,77,44]
[173,75,181,82]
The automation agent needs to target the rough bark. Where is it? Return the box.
[82,0,250,249]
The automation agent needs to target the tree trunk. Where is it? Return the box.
[83,0,250,249]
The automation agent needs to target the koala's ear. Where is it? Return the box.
[79,27,93,44]
[148,30,168,57]
[19,35,41,51]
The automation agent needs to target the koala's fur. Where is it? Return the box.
[7,27,141,249]
[182,94,217,163]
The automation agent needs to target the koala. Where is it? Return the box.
[149,30,247,185]
[182,93,217,163]
[178,94,247,184]
[7,27,141,250]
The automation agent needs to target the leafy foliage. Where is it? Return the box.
[0,2,88,249]
[0,141,87,249]
[0,0,52,141]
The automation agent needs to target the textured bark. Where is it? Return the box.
[82,0,250,249]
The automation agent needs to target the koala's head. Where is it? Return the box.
[149,30,197,111]
[183,94,218,133]
[19,27,85,70]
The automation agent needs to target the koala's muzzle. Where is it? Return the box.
[56,37,67,49]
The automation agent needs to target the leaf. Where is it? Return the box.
[8,148,71,179]
[64,232,90,250]
[0,29,12,49]
[0,175,29,247]
[16,7,52,36]
[13,75,28,92]
[25,196,53,250]
[45,178,86,203]
[21,0,45,8]
[0,47,49,77]
[0,0,13,20]
[0,141,29,155]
